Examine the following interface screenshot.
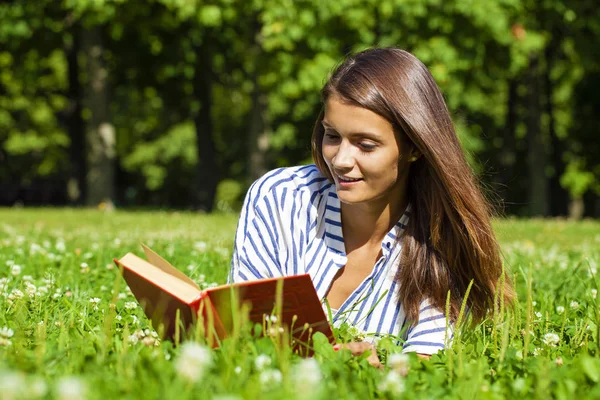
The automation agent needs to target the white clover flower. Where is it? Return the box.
[0,370,26,399]
[215,247,230,257]
[570,301,579,309]
[388,353,410,375]
[534,311,542,319]
[55,376,86,400]
[131,315,139,325]
[532,301,537,307]
[11,265,21,276]
[378,371,405,396]
[23,275,33,282]
[592,289,597,299]
[194,241,208,252]
[28,376,48,398]
[175,342,213,383]
[124,301,137,310]
[234,366,242,374]
[128,334,139,345]
[118,293,127,300]
[55,241,66,252]
[7,289,24,304]
[0,326,13,340]
[89,298,101,310]
[115,315,122,321]
[292,358,321,392]
[512,378,526,393]
[259,369,282,385]
[254,354,272,371]
[266,314,278,323]
[347,325,366,341]
[30,243,43,255]
[556,306,565,314]
[543,332,560,347]
[25,282,37,298]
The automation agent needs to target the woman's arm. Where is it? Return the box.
[229,178,285,283]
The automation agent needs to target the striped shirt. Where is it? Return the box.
[229,164,451,354]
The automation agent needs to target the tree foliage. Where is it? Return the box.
[0,0,598,216]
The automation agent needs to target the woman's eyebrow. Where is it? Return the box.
[322,122,383,140]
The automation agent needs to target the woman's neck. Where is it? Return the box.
[340,196,407,251]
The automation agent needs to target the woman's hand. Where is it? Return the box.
[333,342,383,369]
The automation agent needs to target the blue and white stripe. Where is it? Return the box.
[229,165,452,354]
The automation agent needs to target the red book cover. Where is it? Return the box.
[114,244,334,352]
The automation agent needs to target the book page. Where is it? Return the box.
[141,243,200,290]
[118,253,201,304]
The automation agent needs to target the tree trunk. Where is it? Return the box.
[526,54,549,216]
[65,22,86,205]
[81,25,115,208]
[545,41,568,217]
[247,73,269,184]
[568,198,584,220]
[193,43,218,212]
[498,79,518,214]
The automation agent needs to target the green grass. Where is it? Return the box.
[1,208,600,399]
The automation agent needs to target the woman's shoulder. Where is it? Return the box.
[246,164,331,206]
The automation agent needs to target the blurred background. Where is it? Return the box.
[0,0,598,217]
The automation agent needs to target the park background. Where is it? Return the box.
[2,1,600,398]
[1,0,599,218]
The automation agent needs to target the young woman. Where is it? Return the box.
[229,48,515,364]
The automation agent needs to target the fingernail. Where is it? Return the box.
[333,344,341,351]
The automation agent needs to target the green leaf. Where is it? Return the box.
[198,5,222,27]
[582,356,600,383]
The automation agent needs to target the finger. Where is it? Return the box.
[347,342,376,357]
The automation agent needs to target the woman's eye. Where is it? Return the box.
[359,142,377,151]
[324,133,340,141]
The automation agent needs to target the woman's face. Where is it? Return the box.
[321,95,413,208]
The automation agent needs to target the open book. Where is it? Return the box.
[113,245,334,352]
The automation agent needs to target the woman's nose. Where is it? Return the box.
[332,142,355,169]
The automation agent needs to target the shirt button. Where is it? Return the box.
[333,254,346,265]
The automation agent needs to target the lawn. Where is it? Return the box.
[1,208,600,399]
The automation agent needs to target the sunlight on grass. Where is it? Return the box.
[1,208,600,399]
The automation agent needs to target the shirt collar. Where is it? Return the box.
[324,190,346,255]
[324,187,411,258]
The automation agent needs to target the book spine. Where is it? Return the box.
[191,294,227,348]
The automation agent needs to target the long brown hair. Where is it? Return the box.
[311,48,515,324]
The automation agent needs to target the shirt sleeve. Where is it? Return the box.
[229,179,284,283]
[402,298,453,355]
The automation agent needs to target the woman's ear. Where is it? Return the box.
[408,148,422,162]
